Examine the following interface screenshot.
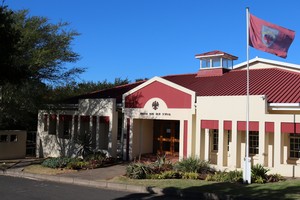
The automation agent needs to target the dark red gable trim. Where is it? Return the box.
[125,81,192,109]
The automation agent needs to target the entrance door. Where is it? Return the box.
[153,120,179,156]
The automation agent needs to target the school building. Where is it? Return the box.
[37,50,300,177]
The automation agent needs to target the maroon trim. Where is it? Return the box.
[281,122,300,134]
[50,114,57,121]
[183,120,188,159]
[59,115,72,121]
[265,122,274,132]
[201,120,218,129]
[224,121,232,130]
[100,116,110,124]
[80,116,90,122]
[237,121,259,131]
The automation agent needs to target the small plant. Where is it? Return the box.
[126,162,152,179]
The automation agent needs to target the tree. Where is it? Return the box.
[46,78,131,104]
[0,6,85,130]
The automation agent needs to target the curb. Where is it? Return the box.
[1,169,233,200]
[1,169,161,194]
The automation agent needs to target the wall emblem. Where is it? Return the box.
[152,101,159,110]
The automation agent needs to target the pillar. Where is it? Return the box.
[217,120,224,167]
[274,122,282,167]
[204,128,210,161]
[258,122,266,165]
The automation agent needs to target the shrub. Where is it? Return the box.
[251,164,269,183]
[158,170,181,179]
[205,170,242,183]
[182,172,199,180]
[42,157,77,169]
[175,157,211,173]
[67,160,89,170]
[205,171,227,182]
[267,173,285,182]
[74,132,94,159]
[126,162,152,179]
[151,154,174,174]
[226,170,243,183]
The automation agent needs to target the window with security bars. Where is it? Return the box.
[290,133,300,158]
[249,131,259,155]
[212,129,218,151]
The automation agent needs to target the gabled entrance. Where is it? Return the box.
[153,120,179,156]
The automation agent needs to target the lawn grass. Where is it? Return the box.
[23,164,76,175]
[113,176,300,199]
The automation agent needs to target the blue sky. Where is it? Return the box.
[6,0,300,83]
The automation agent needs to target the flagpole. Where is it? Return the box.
[244,7,251,184]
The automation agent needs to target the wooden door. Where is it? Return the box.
[153,120,179,156]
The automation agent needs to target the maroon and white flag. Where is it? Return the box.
[249,14,295,58]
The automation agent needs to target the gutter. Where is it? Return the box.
[268,103,300,111]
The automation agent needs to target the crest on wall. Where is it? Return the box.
[152,101,159,110]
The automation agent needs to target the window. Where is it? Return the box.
[227,131,231,151]
[290,133,300,158]
[59,115,72,139]
[0,135,8,142]
[10,135,18,142]
[49,115,57,135]
[212,58,221,67]
[212,129,218,151]
[201,59,210,68]
[43,114,48,131]
[249,131,259,155]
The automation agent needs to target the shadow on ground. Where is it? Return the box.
[113,181,300,200]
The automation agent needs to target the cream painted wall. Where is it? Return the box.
[196,95,300,176]
[132,119,154,158]
[37,98,117,158]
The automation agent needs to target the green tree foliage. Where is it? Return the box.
[0,6,23,84]
[0,6,84,129]
[46,78,130,103]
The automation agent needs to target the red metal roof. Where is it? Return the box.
[65,81,145,104]
[195,50,238,60]
[163,68,300,103]
[69,67,300,104]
